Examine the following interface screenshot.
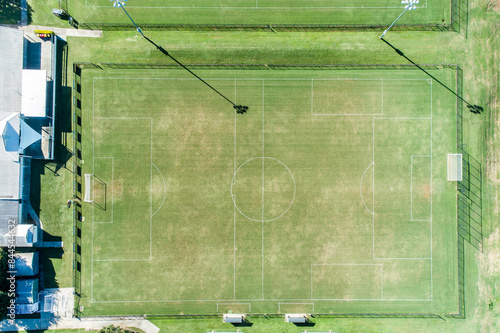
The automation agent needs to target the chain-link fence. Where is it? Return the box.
[75,22,456,32]
[71,63,474,319]
[72,64,84,313]
[74,62,457,71]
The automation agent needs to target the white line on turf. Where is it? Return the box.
[150,118,153,259]
[261,79,265,300]
[95,77,431,81]
[92,298,433,303]
[381,78,384,115]
[90,85,154,298]
[360,162,374,215]
[151,163,166,217]
[86,0,428,10]
[278,303,314,313]
[381,265,384,300]
[89,75,436,303]
[430,80,433,300]
[311,264,384,301]
[216,303,251,312]
[92,157,113,224]
[410,155,432,222]
[234,81,237,300]
[311,78,314,115]
[311,78,384,116]
[372,117,375,259]
[372,117,433,261]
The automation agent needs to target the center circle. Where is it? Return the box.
[231,157,295,222]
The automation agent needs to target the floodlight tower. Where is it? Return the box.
[380,0,419,38]
[110,0,249,114]
[111,0,145,37]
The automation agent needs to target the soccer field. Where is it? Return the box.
[71,0,451,25]
[78,67,459,315]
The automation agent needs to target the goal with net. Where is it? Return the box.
[84,174,93,202]
[447,153,463,181]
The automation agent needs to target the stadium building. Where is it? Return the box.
[0,26,58,248]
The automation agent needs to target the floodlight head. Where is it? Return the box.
[111,0,127,8]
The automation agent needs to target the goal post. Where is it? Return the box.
[84,174,93,202]
[447,153,463,181]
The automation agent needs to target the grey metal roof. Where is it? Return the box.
[0,27,22,200]
[0,27,23,114]
[15,278,39,304]
[14,252,39,277]
[0,199,19,235]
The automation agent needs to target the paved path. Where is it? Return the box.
[22,25,103,39]
[0,288,159,333]
[0,317,160,333]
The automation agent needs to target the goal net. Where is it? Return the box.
[84,174,93,202]
[447,154,463,181]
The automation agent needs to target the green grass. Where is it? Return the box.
[26,0,499,330]
[77,67,458,316]
[69,0,450,25]
[28,0,72,28]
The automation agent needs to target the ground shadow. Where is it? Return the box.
[293,321,316,327]
[39,247,63,289]
[232,321,254,327]
[380,37,483,113]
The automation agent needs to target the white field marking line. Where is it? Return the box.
[93,258,151,262]
[410,155,432,222]
[233,78,237,300]
[94,117,152,119]
[216,303,251,313]
[150,118,153,258]
[278,303,315,313]
[372,117,375,260]
[409,155,414,221]
[152,163,167,217]
[360,162,374,215]
[92,157,114,224]
[381,265,383,300]
[90,112,153,274]
[376,117,431,120]
[90,77,155,299]
[430,80,433,300]
[311,264,384,301]
[91,78,96,302]
[311,79,384,116]
[381,78,384,115]
[90,76,434,303]
[372,118,433,261]
[311,78,314,115]
[86,0,428,10]
[95,77,431,82]
[92,298,433,303]
[311,264,313,299]
[231,157,296,222]
[261,79,265,300]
